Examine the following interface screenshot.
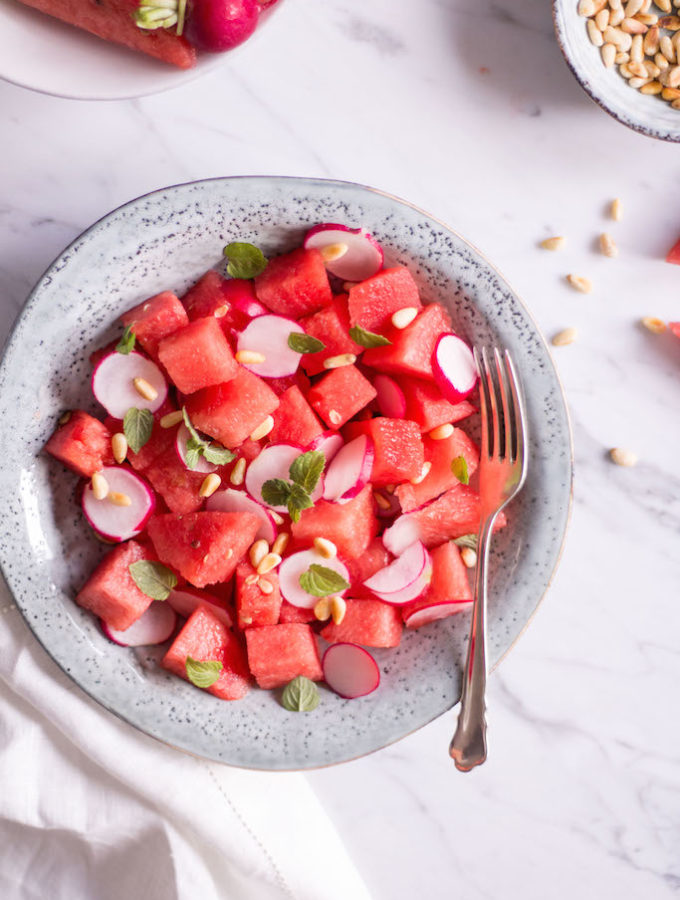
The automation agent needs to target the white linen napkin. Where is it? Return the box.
[0,582,372,900]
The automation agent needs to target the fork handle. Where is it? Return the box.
[449,515,495,771]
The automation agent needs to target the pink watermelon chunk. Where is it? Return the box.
[307,364,377,429]
[147,511,260,587]
[362,303,453,381]
[143,445,207,515]
[157,317,238,394]
[343,538,392,598]
[401,541,472,626]
[278,601,316,624]
[121,291,189,361]
[291,484,378,560]
[245,624,323,689]
[266,370,312,397]
[254,248,332,318]
[184,367,279,448]
[45,410,114,478]
[396,428,480,512]
[398,377,474,432]
[162,606,251,701]
[268,385,324,447]
[348,266,421,333]
[321,599,402,648]
[298,295,363,376]
[76,540,157,631]
[343,417,424,485]
[181,271,259,335]
[235,561,282,628]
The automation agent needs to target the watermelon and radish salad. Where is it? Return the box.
[45,225,506,710]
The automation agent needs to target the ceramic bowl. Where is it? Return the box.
[553,0,680,142]
[0,177,573,770]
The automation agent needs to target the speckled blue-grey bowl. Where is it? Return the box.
[0,177,573,770]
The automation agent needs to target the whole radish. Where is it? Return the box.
[185,0,260,52]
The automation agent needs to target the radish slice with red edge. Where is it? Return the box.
[82,466,155,542]
[278,549,349,609]
[101,601,177,646]
[307,431,343,462]
[323,435,374,503]
[232,294,268,319]
[236,314,304,378]
[175,423,217,474]
[403,600,471,630]
[382,512,422,556]
[205,487,277,543]
[374,374,406,419]
[304,224,383,281]
[92,350,167,419]
[167,587,233,628]
[245,443,324,511]
[363,541,432,605]
[432,333,478,404]
[322,643,380,699]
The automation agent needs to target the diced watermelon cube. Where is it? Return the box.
[143,446,206,514]
[362,303,452,380]
[396,428,480,512]
[343,538,391,599]
[398,377,473,432]
[45,410,114,478]
[307,365,377,429]
[291,484,378,560]
[278,601,316,624]
[266,371,312,397]
[76,540,157,631]
[666,238,680,265]
[235,561,282,629]
[298,296,363,375]
[184,368,279,448]
[269,385,324,447]
[401,541,472,626]
[320,599,402,648]
[147,511,260,588]
[348,267,421,333]
[121,291,189,361]
[254,248,332,318]
[343,417,424,485]
[245,623,323,689]
[162,606,251,701]
[157,317,238,394]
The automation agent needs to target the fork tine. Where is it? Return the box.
[482,347,500,459]
[504,350,528,474]
[474,347,491,459]
[493,348,513,461]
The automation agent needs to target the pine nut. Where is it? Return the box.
[662,85,680,98]
[604,26,633,49]
[644,24,660,54]
[552,328,578,347]
[625,0,645,15]
[599,233,619,257]
[391,307,419,329]
[644,60,661,77]
[249,539,269,568]
[658,0,672,11]
[241,615,253,624]
[259,579,274,595]
[160,410,183,429]
[620,62,634,77]
[330,595,347,625]
[540,236,566,250]
[611,198,623,221]
[108,491,132,506]
[615,50,631,62]
[460,547,478,569]
[199,473,221,498]
[111,433,128,464]
[91,471,109,500]
[429,423,454,440]
[588,18,605,44]
[640,79,663,92]
[602,43,617,66]
[655,52,669,69]
[660,34,675,60]
[610,6,625,24]
[578,0,595,14]
[621,17,648,33]
[249,415,274,441]
[271,532,290,556]
[314,537,337,559]
[320,243,349,263]
[270,510,284,525]
[256,553,281,575]
[595,8,609,29]
[58,410,72,425]
[566,274,593,294]
[629,75,652,87]
[637,13,658,25]
[659,14,680,29]
[611,0,622,9]
[410,461,432,484]
[133,377,158,402]
[245,573,259,586]
[328,409,342,426]
[641,316,667,333]
[225,548,234,559]
[373,491,392,510]
[323,353,357,370]
[313,598,332,621]
[661,64,680,86]
[229,457,246,486]
[214,305,229,318]
[630,35,645,63]
[609,447,638,467]
[235,350,266,365]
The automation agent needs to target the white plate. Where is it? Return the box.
[0,0,279,101]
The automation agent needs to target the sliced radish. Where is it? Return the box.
[307,430,344,462]
[175,423,217,474]
[82,466,155,542]
[205,488,277,543]
[167,587,233,628]
[432,333,478,404]
[232,293,268,319]
[322,643,380,699]
[92,350,167,419]
[323,435,374,503]
[236,314,305,378]
[363,541,432,605]
[374,374,406,419]
[382,512,422,556]
[245,443,324,511]
[304,224,383,281]
[101,601,177,646]
[403,600,471,630]
[278,549,349,609]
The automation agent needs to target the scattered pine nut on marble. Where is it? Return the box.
[641,316,667,332]
[609,447,638,466]
[540,236,566,251]
[566,274,593,293]
[552,328,578,347]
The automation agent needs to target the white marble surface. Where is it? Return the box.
[2,0,680,897]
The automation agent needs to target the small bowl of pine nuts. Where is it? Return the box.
[554,0,680,141]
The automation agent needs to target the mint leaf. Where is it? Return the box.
[116,325,136,355]
[182,407,204,446]
[299,564,349,598]
[289,450,325,495]
[261,478,292,508]
[288,333,326,354]
[123,407,153,454]
[223,242,268,279]
[349,325,392,348]
[451,455,469,485]
[184,437,204,471]
[129,560,177,600]
[287,483,314,523]
[181,408,235,469]
[281,676,320,712]
[185,656,223,689]
[453,534,478,551]
[202,444,236,465]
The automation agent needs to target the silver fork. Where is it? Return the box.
[449,347,529,772]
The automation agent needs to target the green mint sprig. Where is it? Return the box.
[182,408,235,470]
[185,656,223,688]
[260,449,325,523]
[288,333,326,354]
[453,534,477,551]
[116,325,136,355]
[451,455,469,485]
[299,564,349,598]
[281,676,320,712]
[133,0,186,34]
[223,242,268,279]
[129,560,177,600]
[349,325,391,348]
[124,407,153,454]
